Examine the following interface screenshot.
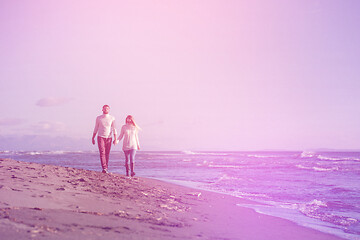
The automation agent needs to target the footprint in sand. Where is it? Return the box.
[25,167,36,170]
[11,188,22,192]
[77,178,86,182]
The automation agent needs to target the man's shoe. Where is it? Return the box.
[102,169,109,173]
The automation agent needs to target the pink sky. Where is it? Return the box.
[1,0,360,151]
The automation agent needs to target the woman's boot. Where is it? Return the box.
[125,164,130,177]
[130,163,135,177]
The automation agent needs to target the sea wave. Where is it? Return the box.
[234,191,270,199]
[318,155,360,161]
[11,150,90,156]
[330,187,352,194]
[145,152,180,157]
[295,164,339,172]
[48,151,66,155]
[208,164,244,169]
[300,151,317,158]
[182,150,197,155]
[182,159,192,162]
[0,150,11,154]
[208,174,239,185]
[313,166,339,172]
[298,199,358,228]
[26,151,43,155]
[181,150,229,156]
[317,155,343,161]
[247,154,283,158]
[298,199,327,220]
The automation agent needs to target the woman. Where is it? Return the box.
[117,115,140,177]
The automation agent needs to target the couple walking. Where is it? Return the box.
[92,105,140,177]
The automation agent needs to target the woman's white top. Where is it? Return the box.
[118,124,140,151]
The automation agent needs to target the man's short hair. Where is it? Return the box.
[103,105,110,109]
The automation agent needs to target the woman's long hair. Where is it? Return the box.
[126,115,141,130]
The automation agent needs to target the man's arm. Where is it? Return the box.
[112,133,117,145]
[92,117,99,145]
[112,119,118,145]
[92,132,97,145]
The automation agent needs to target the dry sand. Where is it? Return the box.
[0,158,344,240]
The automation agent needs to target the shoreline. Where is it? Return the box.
[0,158,345,239]
[152,177,355,240]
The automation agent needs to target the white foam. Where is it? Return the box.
[28,151,42,155]
[295,164,309,170]
[181,150,229,156]
[236,201,360,240]
[309,199,328,207]
[297,199,359,231]
[313,166,339,172]
[48,151,66,155]
[300,151,316,158]
[317,155,343,161]
[247,154,282,158]
[196,160,211,166]
[295,164,339,172]
[208,164,244,169]
[182,150,197,155]
[234,191,270,199]
[182,159,192,162]
[214,174,238,182]
[318,155,360,161]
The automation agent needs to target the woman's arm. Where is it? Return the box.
[117,125,125,142]
[136,130,140,150]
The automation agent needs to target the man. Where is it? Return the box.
[92,105,117,173]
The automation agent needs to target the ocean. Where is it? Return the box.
[1,150,359,240]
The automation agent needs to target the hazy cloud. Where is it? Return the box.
[0,134,90,151]
[0,118,26,126]
[36,97,72,107]
[32,121,66,133]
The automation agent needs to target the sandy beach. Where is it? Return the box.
[0,158,344,240]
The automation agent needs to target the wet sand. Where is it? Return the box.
[0,158,344,239]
